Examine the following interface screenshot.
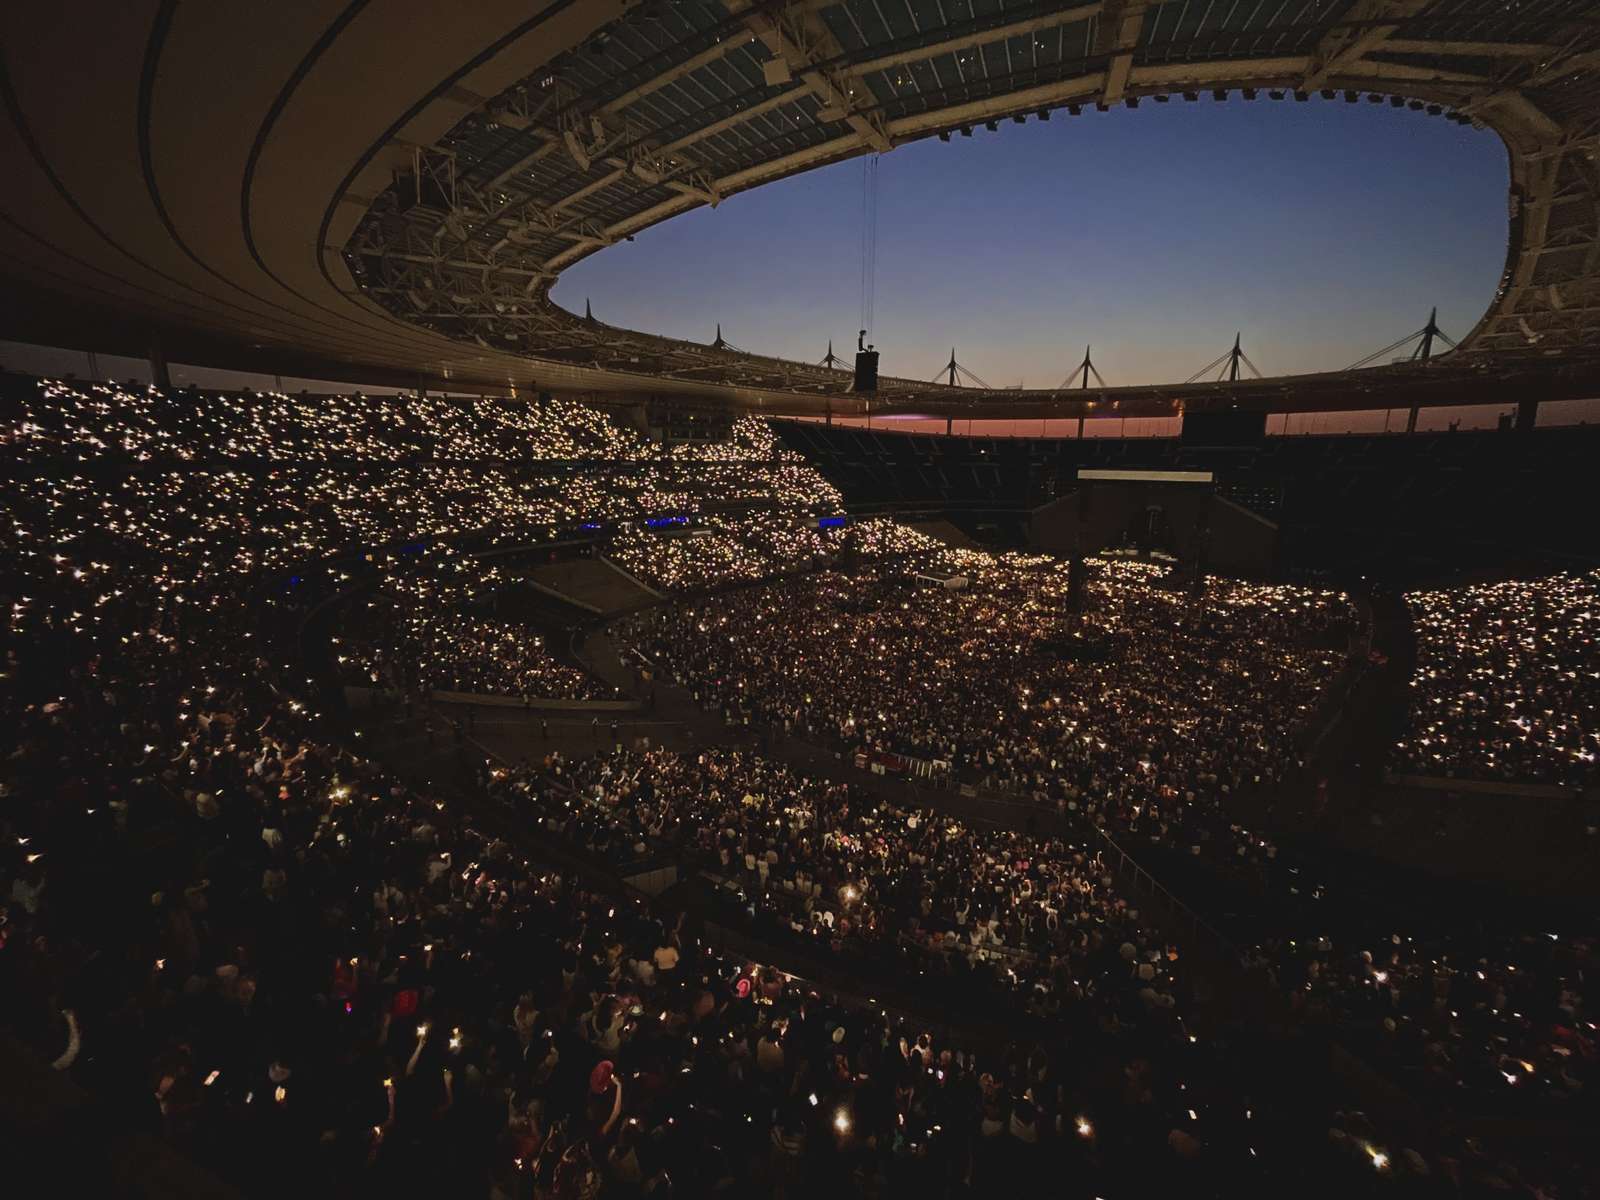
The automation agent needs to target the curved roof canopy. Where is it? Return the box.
[3,1,1598,417]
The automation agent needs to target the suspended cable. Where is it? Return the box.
[1343,311,1458,370]
[1183,349,1234,385]
[1345,330,1425,372]
[933,348,990,389]
[957,363,993,389]
[859,155,878,337]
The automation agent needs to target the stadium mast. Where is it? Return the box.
[1058,346,1107,439]
[1343,307,1459,433]
[1058,345,1106,391]
[1184,333,1263,384]
[1344,307,1456,371]
[934,347,991,389]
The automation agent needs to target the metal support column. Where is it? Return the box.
[1417,308,1440,361]
[1067,482,1090,614]
[147,332,171,390]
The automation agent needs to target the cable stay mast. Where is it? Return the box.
[934,347,992,389]
[1184,333,1263,384]
[1344,307,1456,371]
[710,322,746,353]
[1058,344,1107,391]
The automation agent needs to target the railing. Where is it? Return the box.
[1089,825,1240,963]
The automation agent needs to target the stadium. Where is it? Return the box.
[2,2,1598,1197]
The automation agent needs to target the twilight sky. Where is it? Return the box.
[553,99,1508,390]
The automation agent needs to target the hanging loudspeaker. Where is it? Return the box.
[853,350,879,393]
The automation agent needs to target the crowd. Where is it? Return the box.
[469,743,1590,1194]
[607,525,778,594]
[0,370,1593,1195]
[4,374,638,462]
[0,373,1231,1197]
[0,383,1389,1200]
[497,745,1174,1018]
[845,516,988,568]
[605,516,842,595]
[339,594,609,703]
[611,543,1599,1142]
[708,516,842,578]
[623,553,1354,870]
[1,375,821,475]
[0,376,1148,1197]
[336,548,614,701]
[601,514,984,597]
[1394,571,1600,788]
[0,376,838,539]
[1244,923,1595,1117]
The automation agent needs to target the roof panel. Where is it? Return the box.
[821,3,870,53]
[335,0,1600,386]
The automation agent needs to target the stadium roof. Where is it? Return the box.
[3,1,1599,417]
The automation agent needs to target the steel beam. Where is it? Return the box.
[1527,48,1600,89]
[656,85,811,158]
[541,128,861,271]
[601,38,754,116]
[539,51,1490,274]
[1379,39,1558,59]
[1303,0,1437,91]
[1099,0,1151,105]
[731,0,891,153]
[844,4,1103,80]
[335,0,1600,391]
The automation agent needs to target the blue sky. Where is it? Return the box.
[554,99,1508,390]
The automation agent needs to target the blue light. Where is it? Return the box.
[818,516,847,529]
